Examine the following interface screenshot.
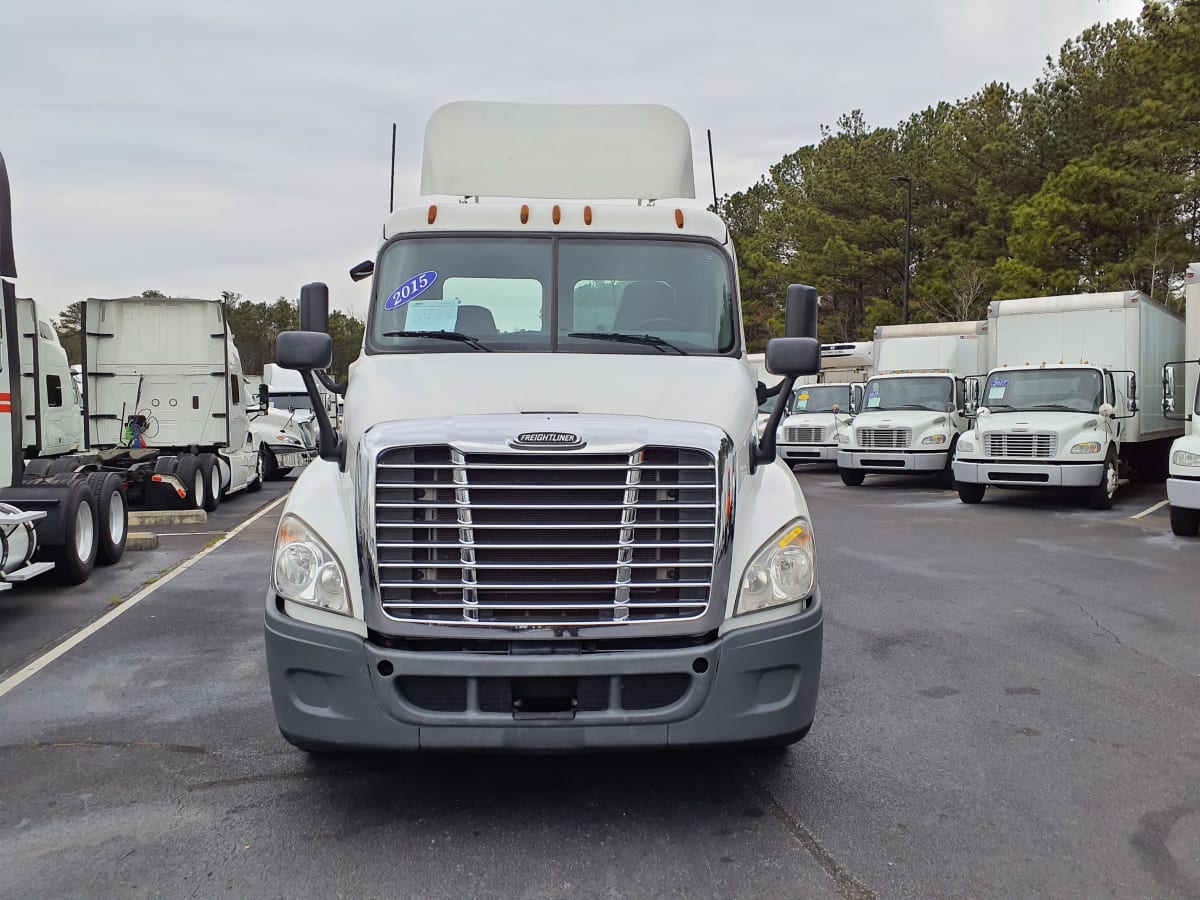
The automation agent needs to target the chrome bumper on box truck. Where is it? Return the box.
[837,448,947,472]
[780,443,837,463]
[953,460,1104,487]
[1167,475,1200,509]
[264,592,822,751]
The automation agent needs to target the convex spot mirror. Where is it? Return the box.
[1099,402,1116,418]
[349,260,374,283]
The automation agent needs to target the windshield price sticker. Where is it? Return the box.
[385,271,438,310]
[866,389,881,409]
[404,298,460,332]
[988,378,1009,401]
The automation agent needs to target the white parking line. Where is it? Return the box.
[1130,500,1169,520]
[0,495,286,701]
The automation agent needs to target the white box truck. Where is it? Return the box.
[837,321,988,487]
[778,341,872,465]
[263,101,826,753]
[1164,263,1200,535]
[953,292,1184,509]
[0,150,128,585]
[82,297,265,511]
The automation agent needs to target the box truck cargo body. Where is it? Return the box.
[1164,263,1200,535]
[837,322,988,486]
[779,342,872,464]
[953,292,1184,508]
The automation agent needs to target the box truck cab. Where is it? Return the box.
[837,322,987,487]
[1164,263,1200,535]
[954,292,1184,509]
[778,342,871,465]
[263,102,825,753]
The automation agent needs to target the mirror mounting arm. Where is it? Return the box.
[300,370,344,467]
[752,375,798,472]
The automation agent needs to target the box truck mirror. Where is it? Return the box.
[349,260,374,283]
[1128,374,1138,413]
[299,282,329,334]
[1163,366,1175,414]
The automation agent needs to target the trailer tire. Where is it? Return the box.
[958,482,986,504]
[175,454,206,510]
[1087,453,1119,510]
[839,468,866,486]
[85,472,128,565]
[260,446,279,481]
[1170,505,1200,537]
[49,481,99,584]
[198,453,221,512]
[22,459,55,481]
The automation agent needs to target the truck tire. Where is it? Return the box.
[1087,453,1119,510]
[49,481,99,584]
[958,482,986,504]
[22,459,55,481]
[839,468,866,486]
[175,454,206,510]
[84,472,128,565]
[1170,504,1200,537]
[246,450,264,493]
[260,446,279,481]
[198,453,221,512]
[936,440,957,489]
[47,457,79,476]
[153,456,178,475]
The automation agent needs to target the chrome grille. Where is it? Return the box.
[374,446,717,626]
[783,426,826,444]
[984,432,1057,458]
[857,427,911,449]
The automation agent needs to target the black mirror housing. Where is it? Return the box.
[784,285,819,339]
[277,331,333,371]
[766,337,821,377]
[349,260,374,283]
[258,383,270,410]
[299,282,330,334]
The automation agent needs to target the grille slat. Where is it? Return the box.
[783,426,826,443]
[375,445,717,626]
[984,432,1057,458]
[857,427,911,449]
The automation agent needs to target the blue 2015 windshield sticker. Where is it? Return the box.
[385,271,437,310]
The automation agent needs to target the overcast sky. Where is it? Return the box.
[2,0,1143,319]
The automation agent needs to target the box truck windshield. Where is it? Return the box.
[982,368,1103,414]
[792,384,851,414]
[862,375,954,411]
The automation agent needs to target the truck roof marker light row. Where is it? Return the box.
[427,205,437,225]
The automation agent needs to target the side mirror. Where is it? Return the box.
[1163,366,1176,414]
[784,285,819,338]
[299,282,329,334]
[964,400,978,418]
[1099,402,1116,419]
[765,337,821,377]
[258,383,270,410]
[277,331,333,371]
[349,260,374,283]
[1128,373,1138,413]
[944,402,956,414]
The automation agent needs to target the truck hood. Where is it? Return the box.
[343,353,756,442]
[974,410,1109,442]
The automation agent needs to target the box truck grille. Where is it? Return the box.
[783,426,826,444]
[857,428,911,449]
[374,446,717,626]
[984,432,1057,458]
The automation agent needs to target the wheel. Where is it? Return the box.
[84,472,128,565]
[936,441,957,489]
[48,481,99,584]
[958,482,986,504]
[1170,504,1200,537]
[47,457,79,476]
[22,459,55,481]
[276,467,294,478]
[198,453,221,512]
[260,446,279,481]
[153,456,178,475]
[246,450,264,493]
[839,468,866,486]
[1087,454,1119,510]
[175,454,205,510]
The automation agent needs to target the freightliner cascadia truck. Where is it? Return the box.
[264,102,825,752]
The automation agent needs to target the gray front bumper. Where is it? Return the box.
[837,448,947,472]
[780,444,838,463]
[953,460,1103,487]
[264,592,822,751]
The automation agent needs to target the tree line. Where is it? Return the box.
[727,0,1200,347]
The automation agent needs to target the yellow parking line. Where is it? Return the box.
[1129,500,1168,520]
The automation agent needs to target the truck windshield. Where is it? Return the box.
[982,368,1103,413]
[367,236,736,355]
[791,385,850,414]
[862,376,953,412]
[272,393,314,412]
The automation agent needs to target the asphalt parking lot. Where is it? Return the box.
[0,466,1197,899]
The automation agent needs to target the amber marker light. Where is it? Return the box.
[552,205,561,224]
[427,205,437,225]
[520,204,530,224]
[675,209,684,228]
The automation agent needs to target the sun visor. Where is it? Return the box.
[420,101,697,201]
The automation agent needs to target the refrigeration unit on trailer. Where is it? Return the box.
[251,364,318,479]
[263,101,826,754]
[0,149,128,586]
[778,341,872,465]
[954,291,1184,509]
[837,322,988,487]
[83,296,264,512]
[1163,263,1200,535]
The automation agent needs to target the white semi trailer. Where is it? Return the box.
[837,321,988,487]
[83,297,264,511]
[263,101,824,753]
[1164,263,1200,535]
[778,341,872,465]
[954,292,1184,509]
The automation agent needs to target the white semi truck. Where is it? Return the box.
[778,341,872,465]
[263,101,824,753]
[954,292,1183,509]
[83,297,265,511]
[250,364,318,479]
[837,321,988,487]
[1164,263,1200,535]
[0,149,128,585]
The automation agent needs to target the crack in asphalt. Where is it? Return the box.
[0,739,210,755]
[1078,603,1123,645]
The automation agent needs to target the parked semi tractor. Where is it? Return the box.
[1164,263,1200,535]
[83,296,265,511]
[954,292,1183,509]
[0,149,128,585]
[18,296,84,458]
[264,101,824,753]
[778,341,872,465]
[251,363,318,479]
[837,321,988,487]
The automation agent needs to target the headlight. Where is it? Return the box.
[276,433,303,445]
[1174,449,1200,467]
[958,439,974,454]
[273,515,350,614]
[1071,441,1102,455]
[735,520,816,616]
[836,433,850,444]
[921,434,947,445]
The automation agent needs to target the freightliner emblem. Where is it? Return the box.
[511,431,584,449]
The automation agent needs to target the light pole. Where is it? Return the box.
[890,176,912,325]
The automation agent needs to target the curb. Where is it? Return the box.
[126,532,161,551]
[128,510,207,527]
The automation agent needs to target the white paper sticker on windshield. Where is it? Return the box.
[405,298,460,332]
[987,378,1008,401]
[865,390,881,409]
[794,392,810,410]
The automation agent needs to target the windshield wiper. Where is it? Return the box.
[1024,403,1090,413]
[381,330,492,351]
[878,404,939,411]
[985,402,1017,410]
[567,332,687,355]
